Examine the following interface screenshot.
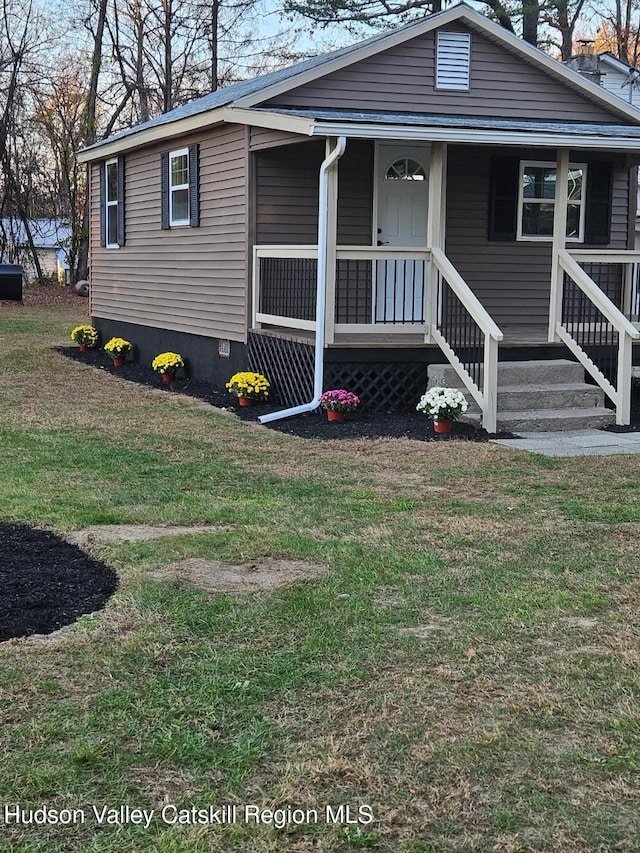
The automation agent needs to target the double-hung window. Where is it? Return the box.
[169,148,190,226]
[517,161,587,242]
[105,159,119,246]
[161,144,200,229]
[101,156,125,248]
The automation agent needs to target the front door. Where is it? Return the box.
[375,143,430,322]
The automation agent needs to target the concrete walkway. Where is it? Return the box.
[491,429,640,457]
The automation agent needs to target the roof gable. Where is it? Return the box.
[260,21,623,124]
[79,2,640,160]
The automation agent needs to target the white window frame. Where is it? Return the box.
[517,160,588,243]
[169,147,190,227]
[105,158,119,249]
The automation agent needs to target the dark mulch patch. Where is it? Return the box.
[57,346,503,442]
[58,346,640,438]
[0,525,118,641]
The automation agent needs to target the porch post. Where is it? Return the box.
[324,138,340,346]
[548,148,570,342]
[425,142,447,342]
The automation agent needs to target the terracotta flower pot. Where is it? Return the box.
[78,343,88,352]
[112,357,124,367]
[238,396,253,407]
[161,372,175,383]
[434,419,453,434]
[327,409,345,422]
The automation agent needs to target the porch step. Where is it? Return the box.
[427,359,615,433]
[477,407,616,433]
[495,384,604,413]
[428,359,586,388]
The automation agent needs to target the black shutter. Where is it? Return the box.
[161,152,170,230]
[189,143,200,227]
[116,155,126,246]
[584,161,613,245]
[488,156,519,241]
[99,162,106,247]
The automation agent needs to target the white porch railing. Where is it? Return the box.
[429,248,503,434]
[253,244,503,432]
[558,250,640,425]
[253,245,431,335]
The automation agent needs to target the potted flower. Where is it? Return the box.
[152,352,185,383]
[416,386,468,434]
[318,389,360,423]
[104,337,132,366]
[225,371,270,406]
[70,324,98,351]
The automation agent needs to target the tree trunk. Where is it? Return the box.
[522,0,539,46]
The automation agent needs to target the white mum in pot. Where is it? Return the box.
[416,386,468,423]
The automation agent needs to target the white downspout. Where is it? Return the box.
[259,136,347,424]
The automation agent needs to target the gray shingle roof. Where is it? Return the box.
[265,107,640,137]
[81,13,431,152]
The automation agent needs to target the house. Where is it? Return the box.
[567,50,640,109]
[0,218,72,283]
[78,2,640,432]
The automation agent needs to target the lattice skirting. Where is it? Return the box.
[324,362,427,412]
[248,332,315,408]
[248,332,428,412]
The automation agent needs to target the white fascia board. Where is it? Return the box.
[234,3,640,126]
[223,107,314,136]
[77,108,313,163]
[77,109,228,163]
[311,120,640,150]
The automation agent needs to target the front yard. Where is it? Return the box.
[1,298,639,852]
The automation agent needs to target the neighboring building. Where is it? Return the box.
[567,50,640,110]
[0,218,72,283]
[78,2,640,430]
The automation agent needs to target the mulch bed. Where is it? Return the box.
[58,346,504,442]
[58,345,640,437]
[0,525,118,642]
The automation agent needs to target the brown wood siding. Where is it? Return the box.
[249,126,310,151]
[264,24,621,123]
[89,124,248,341]
[254,140,373,245]
[445,146,630,329]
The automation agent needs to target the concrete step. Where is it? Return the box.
[428,359,586,389]
[426,359,615,433]
[463,406,615,432]
[467,383,606,414]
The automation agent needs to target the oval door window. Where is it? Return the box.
[385,158,426,181]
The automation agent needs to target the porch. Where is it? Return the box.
[251,241,640,430]
[249,135,640,430]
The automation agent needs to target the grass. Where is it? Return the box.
[1,302,640,851]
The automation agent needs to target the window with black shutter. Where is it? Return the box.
[489,156,613,245]
[161,144,200,229]
[100,156,125,248]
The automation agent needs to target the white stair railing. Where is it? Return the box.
[429,248,503,434]
[557,250,640,425]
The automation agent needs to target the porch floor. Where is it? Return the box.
[253,324,552,347]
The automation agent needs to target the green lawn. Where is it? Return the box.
[1,302,639,852]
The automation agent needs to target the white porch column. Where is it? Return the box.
[548,148,570,342]
[324,138,340,345]
[425,142,447,342]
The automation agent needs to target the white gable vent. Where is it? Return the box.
[436,31,471,90]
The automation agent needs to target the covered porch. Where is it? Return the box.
[249,124,640,430]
